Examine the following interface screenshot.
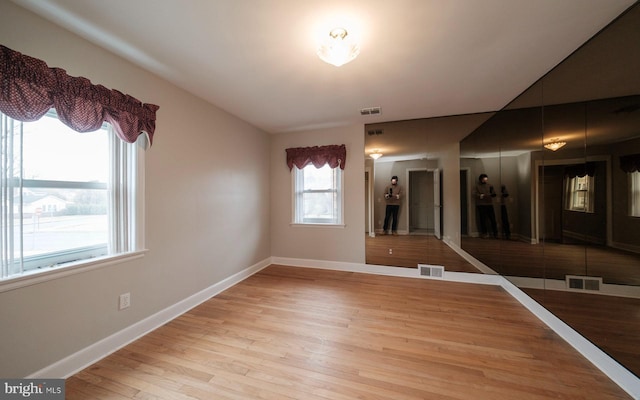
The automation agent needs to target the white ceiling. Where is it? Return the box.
[11,0,636,134]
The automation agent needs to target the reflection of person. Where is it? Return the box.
[500,185,511,240]
[473,174,498,238]
[382,175,403,235]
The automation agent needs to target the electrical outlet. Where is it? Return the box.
[119,293,131,310]
[388,248,393,254]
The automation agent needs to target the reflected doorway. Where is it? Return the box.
[407,169,442,238]
[365,170,370,234]
[541,165,564,242]
[408,169,431,234]
[460,169,469,236]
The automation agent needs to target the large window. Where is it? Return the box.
[292,164,343,225]
[0,110,143,282]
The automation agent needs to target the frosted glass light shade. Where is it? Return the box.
[317,28,360,67]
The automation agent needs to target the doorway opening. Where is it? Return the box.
[460,169,469,236]
[408,169,442,238]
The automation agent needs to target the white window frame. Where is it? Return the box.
[565,175,595,213]
[0,110,146,292]
[291,164,344,226]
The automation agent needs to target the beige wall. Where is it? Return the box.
[438,143,463,246]
[270,125,366,264]
[0,2,467,379]
[0,2,271,377]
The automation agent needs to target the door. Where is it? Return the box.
[460,169,468,236]
[541,165,564,242]
[409,170,431,233]
[365,170,370,234]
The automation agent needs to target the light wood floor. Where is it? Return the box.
[366,234,480,273]
[524,287,640,379]
[461,236,640,286]
[66,265,631,399]
[368,234,640,378]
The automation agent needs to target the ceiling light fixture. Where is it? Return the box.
[317,27,360,67]
[370,150,383,160]
[544,139,567,151]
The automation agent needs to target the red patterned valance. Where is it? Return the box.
[286,144,346,170]
[564,162,597,178]
[620,154,640,173]
[0,44,159,145]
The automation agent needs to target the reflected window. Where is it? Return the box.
[565,175,594,213]
[292,164,343,225]
[630,171,640,217]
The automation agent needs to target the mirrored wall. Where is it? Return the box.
[460,4,640,376]
[365,114,491,270]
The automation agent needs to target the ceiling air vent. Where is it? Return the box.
[360,107,381,116]
[367,129,384,136]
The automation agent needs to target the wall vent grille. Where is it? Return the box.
[566,275,602,291]
[418,264,444,279]
[360,107,382,116]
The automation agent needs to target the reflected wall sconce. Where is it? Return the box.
[369,150,383,160]
[544,139,567,151]
[317,27,360,67]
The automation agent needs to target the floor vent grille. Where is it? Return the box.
[418,264,444,279]
[566,275,602,291]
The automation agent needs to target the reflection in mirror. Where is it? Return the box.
[365,115,491,271]
[460,4,640,377]
[461,103,544,274]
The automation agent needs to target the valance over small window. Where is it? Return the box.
[286,144,346,170]
[620,154,640,173]
[0,44,159,145]
[564,162,597,179]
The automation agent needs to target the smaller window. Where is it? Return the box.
[565,175,594,213]
[292,164,343,225]
[629,171,640,217]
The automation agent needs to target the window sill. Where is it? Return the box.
[0,250,148,293]
[566,209,594,214]
[290,223,346,228]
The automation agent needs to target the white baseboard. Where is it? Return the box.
[442,238,499,275]
[507,276,640,299]
[29,254,639,399]
[272,256,504,286]
[271,256,418,278]
[28,257,271,379]
[497,277,640,399]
